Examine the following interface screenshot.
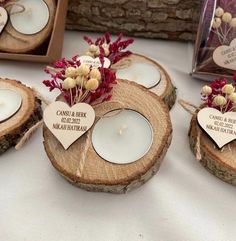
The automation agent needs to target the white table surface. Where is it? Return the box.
[0,31,236,241]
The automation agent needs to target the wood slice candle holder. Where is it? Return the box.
[189,113,236,186]
[0,78,42,154]
[112,54,176,109]
[0,0,56,54]
[43,80,172,193]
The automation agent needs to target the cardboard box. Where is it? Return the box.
[0,0,68,63]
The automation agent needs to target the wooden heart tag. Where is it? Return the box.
[213,38,236,71]
[197,108,236,148]
[77,56,111,69]
[44,101,95,150]
[0,7,8,34]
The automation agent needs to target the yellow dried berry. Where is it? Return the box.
[212,18,222,29]
[90,68,101,81]
[102,43,109,49]
[230,18,236,27]
[229,93,236,103]
[201,85,212,96]
[85,78,99,91]
[63,77,76,90]
[222,12,232,23]
[85,51,94,57]
[95,48,100,57]
[215,7,224,17]
[65,67,77,78]
[77,64,90,76]
[75,76,85,87]
[222,84,235,95]
[89,44,99,53]
[213,95,227,106]
[104,47,110,56]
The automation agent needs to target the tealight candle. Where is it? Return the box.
[116,62,161,89]
[0,89,22,122]
[92,109,153,164]
[10,0,49,35]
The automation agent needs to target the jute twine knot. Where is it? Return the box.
[16,88,126,177]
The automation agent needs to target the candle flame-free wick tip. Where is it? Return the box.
[118,125,128,136]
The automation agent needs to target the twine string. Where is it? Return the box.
[76,100,126,177]
[5,2,25,15]
[196,128,202,161]
[111,58,132,70]
[76,131,91,177]
[15,89,126,177]
[15,120,43,150]
[178,99,199,116]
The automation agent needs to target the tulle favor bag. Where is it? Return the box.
[193,0,236,79]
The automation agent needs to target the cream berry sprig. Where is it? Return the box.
[83,32,134,64]
[212,6,236,45]
[86,43,110,58]
[201,77,236,113]
[43,55,117,106]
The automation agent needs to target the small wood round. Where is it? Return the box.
[189,113,236,186]
[0,0,56,53]
[0,78,42,154]
[112,54,176,109]
[43,80,172,193]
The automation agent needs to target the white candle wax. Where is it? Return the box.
[116,62,161,89]
[0,7,8,34]
[92,110,153,164]
[10,0,49,35]
[0,89,22,122]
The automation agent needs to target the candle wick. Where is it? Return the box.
[118,125,128,136]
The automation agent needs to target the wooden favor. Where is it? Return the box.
[43,80,172,193]
[0,78,42,154]
[112,54,176,109]
[189,113,236,186]
[0,0,56,54]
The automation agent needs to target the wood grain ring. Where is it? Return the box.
[113,54,176,109]
[189,113,236,186]
[43,80,173,193]
[0,78,42,154]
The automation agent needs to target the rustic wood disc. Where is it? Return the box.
[43,80,172,193]
[189,113,236,186]
[0,0,56,53]
[112,54,176,109]
[0,78,42,154]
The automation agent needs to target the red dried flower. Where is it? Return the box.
[201,77,236,113]
[84,32,134,64]
[43,55,117,106]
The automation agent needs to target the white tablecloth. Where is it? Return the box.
[1,31,235,241]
